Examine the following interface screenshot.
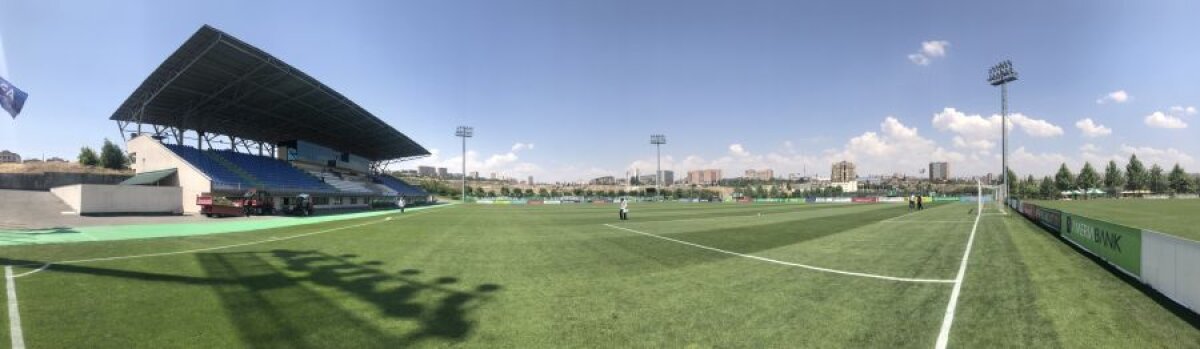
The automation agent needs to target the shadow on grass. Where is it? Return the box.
[1,249,503,347]
[600,205,910,268]
[201,250,502,347]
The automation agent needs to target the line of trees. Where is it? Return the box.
[1008,154,1196,199]
[77,139,130,170]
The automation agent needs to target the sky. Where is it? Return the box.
[1,0,1198,182]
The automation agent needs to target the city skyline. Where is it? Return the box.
[1,1,1197,182]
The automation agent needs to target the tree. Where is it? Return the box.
[1006,168,1019,197]
[500,187,510,197]
[1076,162,1100,198]
[77,147,100,167]
[99,139,129,170]
[525,188,535,197]
[1148,164,1166,194]
[1039,176,1056,199]
[1125,154,1148,191]
[537,188,548,197]
[1168,164,1193,195]
[1054,163,1075,192]
[1103,160,1124,197]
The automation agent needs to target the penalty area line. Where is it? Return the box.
[934,182,984,349]
[6,266,26,349]
[602,224,953,284]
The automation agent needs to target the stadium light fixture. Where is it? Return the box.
[987,60,1018,204]
[456,126,473,202]
[650,134,666,201]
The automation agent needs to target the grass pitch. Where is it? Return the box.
[2,202,1198,348]
[1031,199,1200,241]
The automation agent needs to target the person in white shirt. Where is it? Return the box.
[619,198,629,220]
[398,197,406,213]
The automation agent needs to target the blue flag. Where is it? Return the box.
[0,75,29,119]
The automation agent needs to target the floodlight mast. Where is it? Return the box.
[988,60,1018,204]
[456,126,473,202]
[650,134,666,201]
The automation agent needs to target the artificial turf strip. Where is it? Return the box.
[952,211,1200,348]
[1030,199,1200,241]
[2,202,1198,348]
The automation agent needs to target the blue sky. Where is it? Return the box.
[1,0,1197,182]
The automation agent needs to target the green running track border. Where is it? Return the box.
[0,204,453,246]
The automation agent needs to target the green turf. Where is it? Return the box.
[1,202,1197,348]
[1030,199,1200,241]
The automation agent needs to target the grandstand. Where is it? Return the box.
[110,25,430,213]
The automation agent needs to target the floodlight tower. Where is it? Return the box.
[988,60,1018,203]
[650,134,666,201]
[456,126,473,202]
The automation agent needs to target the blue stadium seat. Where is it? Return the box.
[209,150,335,192]
[374,175,428,196]
[163,144,249,187]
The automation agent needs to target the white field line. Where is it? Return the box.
[885,220,974,224]
[934,181,984,349]
[6,266,26,349]
[602,224,954,284]
[10,205,451,278]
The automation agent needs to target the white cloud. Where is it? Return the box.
[406,144,543,180]
[1080,143,1100,153]
[908,40,949,66]
[1144,111,1188,129]
[828,116,944,175]
[1168,105,1197,115]
[907,54,930,66]
[1118,144,1195,167]
[511,142,535,152]
[1010,147,1069,176]
[1009,114,1065,137]
[1074,118,1112,137]
[1096,90,1130,104]
[952,136,995,150]
[729,144,750,157]
[931,107,1063,146]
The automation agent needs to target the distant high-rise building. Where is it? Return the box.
[437,167,448,178]
[660,170,675,186]
[831,161,856,182]
[929,162,950,182]
[418,166,437,177]
[744,169,774,181]
[687,169,722,185]
[528,176,534,185]
[590,176,616,185]
[470,171,479,179]
[490,172,497,180]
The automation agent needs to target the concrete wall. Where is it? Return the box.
[0,172,131,190]
[51,184,182,214]
[128,136,212,213]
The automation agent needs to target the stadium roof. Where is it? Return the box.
[110,25,429,161]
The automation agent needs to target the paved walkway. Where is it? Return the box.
[0,204,451,246]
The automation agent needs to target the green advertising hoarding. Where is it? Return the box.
[1060,212,1142,277]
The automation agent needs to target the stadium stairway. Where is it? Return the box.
[307,170,375,194]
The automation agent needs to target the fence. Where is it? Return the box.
[1008,197,1200,314]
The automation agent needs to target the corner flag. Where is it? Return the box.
[0,75,29,119]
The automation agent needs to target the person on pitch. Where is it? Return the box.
[619,197,629,220]
[398,197,406,213]
[908,194,915,211]
[917,195,924,211]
